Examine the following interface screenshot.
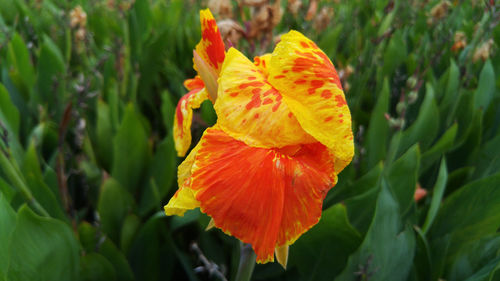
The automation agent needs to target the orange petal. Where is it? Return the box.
[268,30,354,173]
[173,85,209,157]
[189,127,334,263]
[195,9,226,74]
[214,48,315,148]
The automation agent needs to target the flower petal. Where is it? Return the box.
[268,30,354,173]
[174,84,209,157]
[165,137,202,216]
[188,127,334,263]
[215,48,314,148]
[195,9,226,74]
[253,53,272,77]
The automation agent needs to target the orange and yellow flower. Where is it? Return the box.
[166,9,354,266]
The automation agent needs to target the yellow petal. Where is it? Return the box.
[214,48,314,148]
[195,9,226,74]
[253,53,272,77]
[165,139,203,216]
[173,86,209,157]
[268,30,354,173]
[164,187,199,216]
[275,245,289,269]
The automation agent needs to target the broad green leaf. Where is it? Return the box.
[472,132,500,180]
[345,186,380,235]
[97,177,134,243]
[80,253,117,281]
[429,173,500,257]
[6,33,35,100]
[398,83,439,155]
[440,59,460,127]
[325,163,383,207]
[7,205,79,281]
[448,235,500,281]
[120,214,141,253]
[0,178,15,203]
[161,90,175,131]
[422,159,448,234]
[0,193,16,278]
[201,100,217,126]
[78,222,135,281]
[382,31,407,77]
[290,204,362,280]
[420,124,457,173]
[128,213,176,281]
[138,134,176,215]
[363,78,390,171]
[474,60,495,110]
[386,145,420,214]
[111,104,151,193]
[35,36,66,114]
[0,83,20,137]
[21,143,66,220]
[336,181,416,281]
[96,100,114,171]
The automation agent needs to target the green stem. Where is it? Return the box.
[235,243,256,281]
[0,150,50,217]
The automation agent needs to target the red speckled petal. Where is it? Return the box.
[189,128,335,263]
[268,30,354,173]
[173,83,209,157]
[214,48,314,148]
[195,9,226,74]
[253,53,272,77]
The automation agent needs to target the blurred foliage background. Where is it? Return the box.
[0,0,500,280]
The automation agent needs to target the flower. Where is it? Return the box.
[166,9,354,266]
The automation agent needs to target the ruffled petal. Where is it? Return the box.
[188,127,334,263]
[276,142,334,247]
[195,9,226,74]
[214,48,315,148]
[174,83,209,157]
[268,30,354,173]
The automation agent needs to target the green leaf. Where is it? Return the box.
[95,100,114,171]
[111,104,151,193]
[336,181,416,281]
[0,83,20,137]
[35,36,65,113]
[128,213,176,281]
[138,134,176,215]
[97,177,135,243]
[325,163,383,207]
[398,83,439,155]
[382,31,407,76]
[6,33,35,100]
[0,193,16,278]
[420,124,457,173]
[385,145,420,214]
[290,204,362,280]
[429,173,500,258]
[422,159,448,234]
[440,59,460,127]
[474,60,495,110]
[363,78,390,171]
[21,143,66,220]
[161,90,175,131]
[78,222,135,281]
[448,235,500,281]
[80,253,117,281]
[7,205,79,281]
